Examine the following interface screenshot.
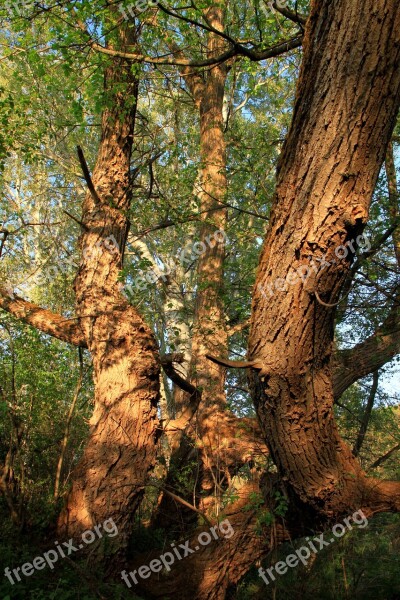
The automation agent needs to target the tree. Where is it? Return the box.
[0,0,399,598]
[1,15,162,552]
[248,0,400,518]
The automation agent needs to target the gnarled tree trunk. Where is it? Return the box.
[249,0,400,517]
[57,26,161,549]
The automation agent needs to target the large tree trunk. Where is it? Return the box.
[249,0,400,517]
[57,26,160,548]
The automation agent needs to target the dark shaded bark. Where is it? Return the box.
[130,482,290,600]
[0,325,22,525]
[385,140,400,265]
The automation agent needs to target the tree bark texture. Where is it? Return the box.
[249,0,400,516]
[130,482,291,600]
[57,27,161,547]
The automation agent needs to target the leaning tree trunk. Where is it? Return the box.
[57,26,160,549]
[249,0,400,517]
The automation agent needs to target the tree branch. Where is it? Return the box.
[0,230,9,258]
[157,2,238,49]
[368,443,400,470]
[0,290,87,348]
[76,23,302,67]
[147,481,213,527]
[333,304,399,401]
[206,354,263,369]
[63,209,89,231]
[227,320,250,337]
[161,354,201,401]
[352,370,379,457]
[333,140,400,399]
[272,1,308,26]
[385,140,400,266]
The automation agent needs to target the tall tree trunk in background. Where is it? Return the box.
[57,26,160,549]
[154,4,262,528]
[190,4,230,507]
[352,370,379,458]
[385,140,400,265]
[249,0,400,518]
[153,3,230,528]
[154,4,272,534]
[190,10,228,415]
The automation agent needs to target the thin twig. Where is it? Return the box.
[76,145,101,205]
[368,443,400,470]
[63,210,89,231]
[146,482,213,527]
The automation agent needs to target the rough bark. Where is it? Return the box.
[134,2,400,595]
[153,2,233,528]
[57,26,161,549]
[0,291,86,347]
[249,0,400,516]
[190,27,228,415]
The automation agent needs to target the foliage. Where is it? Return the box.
[0,0,398,598]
